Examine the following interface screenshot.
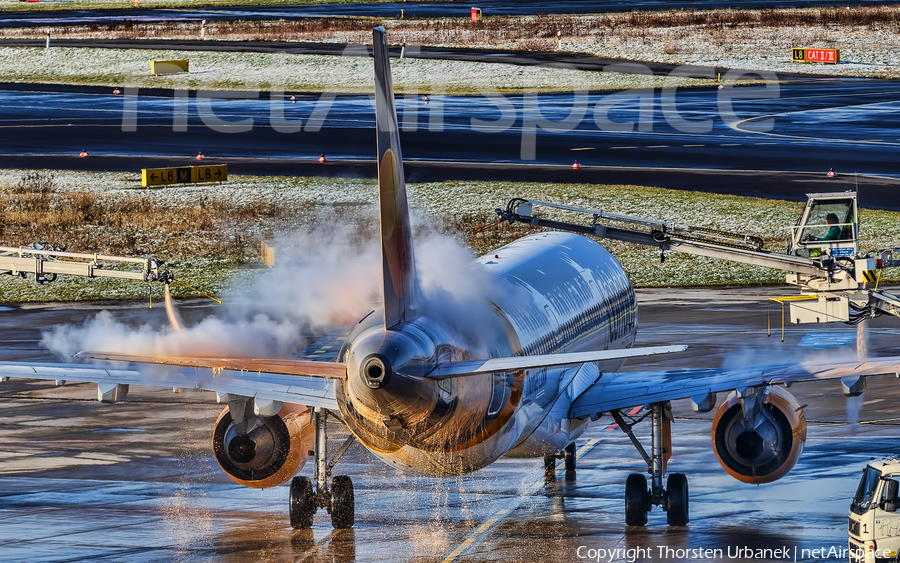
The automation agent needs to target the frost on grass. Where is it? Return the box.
[1,170,898,302]
[0,47,715,94]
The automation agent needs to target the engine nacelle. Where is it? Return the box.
[212,403,314,489]
[711,386,807,484]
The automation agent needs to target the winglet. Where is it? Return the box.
[373,26,419,329]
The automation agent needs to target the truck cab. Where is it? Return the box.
[790,191,859,259]
[849,458,900,562]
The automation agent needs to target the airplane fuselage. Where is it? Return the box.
[336,232,637,476]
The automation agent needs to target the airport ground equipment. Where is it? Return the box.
[0,243,172,285]
[848,457,900,562]
[496,192,900,325]
[497,191,900,524]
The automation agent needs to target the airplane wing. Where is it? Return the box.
[0,361,339,410]
[568,356,900,418]
[2,345,683,411]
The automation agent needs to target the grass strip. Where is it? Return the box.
[0,169,896,302]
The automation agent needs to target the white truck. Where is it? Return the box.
[849,458,900,562]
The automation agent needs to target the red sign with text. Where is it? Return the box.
[806,49,839,63]
[792,48,840,64]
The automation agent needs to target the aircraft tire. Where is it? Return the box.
[624,473,649,526]
[543,454,557,479]
[331,476,355,529]
[289,476,316,529]
[666,473,689,526]
[564,443,576,472]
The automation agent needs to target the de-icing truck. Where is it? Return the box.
[849,457,900,562]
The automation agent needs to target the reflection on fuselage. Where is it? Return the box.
[336,232,637,476]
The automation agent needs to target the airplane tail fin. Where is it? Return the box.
[373,26,419,330]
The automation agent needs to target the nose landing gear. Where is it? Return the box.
[289,407,357,529]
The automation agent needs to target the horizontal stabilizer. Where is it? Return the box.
[75,352,347,380]
[426,345,687,378]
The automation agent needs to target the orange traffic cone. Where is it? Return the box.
[289,95,297,104]
[827,167,836,178]
[422,95,429,103]
[80,149,89,158]
[572,159,581,170]
[113,88,120,95]
[196,152,204,161]
[317,154,327,163]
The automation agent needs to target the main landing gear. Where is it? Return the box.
[543,442,577,479]
[290,407,357,529]
[612,401,689,527]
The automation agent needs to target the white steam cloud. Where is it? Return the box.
[721,338,871,430]
[41,214,510,362]
[415,231,517,345]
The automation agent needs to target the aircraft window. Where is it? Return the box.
[487,372,512,416]
[437,377,456,403]
[436,345,452,364]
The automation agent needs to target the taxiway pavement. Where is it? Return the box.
[1,287,899,562]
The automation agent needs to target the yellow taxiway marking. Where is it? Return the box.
[570,147,595,151]
[719,143,740,146]
[611,146,636,149]
[860,417,900,425]
[683,144,704,147]
[647,145,668,148]
[441,438,601,563]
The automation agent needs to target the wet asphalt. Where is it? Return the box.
[2,287,900,562]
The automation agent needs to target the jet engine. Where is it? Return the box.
[711,386,807,484]
[212,403,314,489]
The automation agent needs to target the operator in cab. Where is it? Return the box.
[805,213,843,242]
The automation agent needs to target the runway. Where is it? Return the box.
[6,75,892,169]
[2,287,900,562]
[0,0,892,28]
[0,76,898,208]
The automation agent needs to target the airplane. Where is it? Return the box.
[3,27,900,530]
